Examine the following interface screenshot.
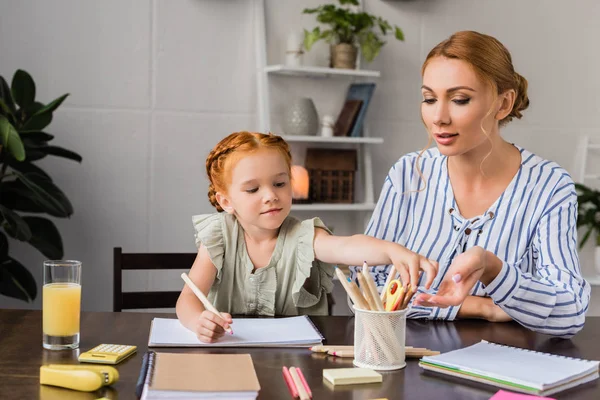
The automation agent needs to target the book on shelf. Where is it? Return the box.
[419,340,599,396]
[334,99,363,137]
[345,83,376,137]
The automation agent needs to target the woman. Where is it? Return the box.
[358,31,590,337]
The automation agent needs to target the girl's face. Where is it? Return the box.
[218,148,292,232]
[421,57,499,157]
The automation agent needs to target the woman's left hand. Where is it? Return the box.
[414,246,488,307]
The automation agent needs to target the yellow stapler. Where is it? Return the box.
[40,364,119,392]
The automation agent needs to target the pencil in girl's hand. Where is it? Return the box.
[180,272,233,335]
[335,267,370,310]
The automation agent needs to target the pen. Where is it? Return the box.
[180,272,233,335]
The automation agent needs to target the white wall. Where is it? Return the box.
[0,0,598,314]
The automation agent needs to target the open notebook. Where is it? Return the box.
[419,340,599,396]
[148,316,323,347]
[139,352,260,399]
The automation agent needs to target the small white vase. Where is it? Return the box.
[595,246,600,275]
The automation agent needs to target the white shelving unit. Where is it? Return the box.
[577,136,600,286]
[253,0,383,214]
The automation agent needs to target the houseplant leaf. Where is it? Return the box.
[21,111,53,132]
[0,181,48,213]
[0,76,17,115]
[0,204,32,241]
[13,172,73,217]
[0,115,26,161]
[0,256,37,302]
[23,216,63,259]
[33,94,69,117]
[27,145,82,163]
[11,70,36,110]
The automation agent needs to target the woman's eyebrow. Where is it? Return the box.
[421,85,476,93]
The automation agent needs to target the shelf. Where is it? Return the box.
[584,175,600,180]
[291,203,377,211]
[281,135,383,144]
[588,144,600,150]
[265,65,381,79]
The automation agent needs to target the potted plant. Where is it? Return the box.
[0,69,82,302]
[302,0,405,69]
[575,183,600,274]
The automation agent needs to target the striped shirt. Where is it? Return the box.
[350,146,591,337]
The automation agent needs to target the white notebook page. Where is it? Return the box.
[421,340,599,390]
[148,316,323,347]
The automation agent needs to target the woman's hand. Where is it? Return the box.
[388,244,439,290]
[457,296,512,322]
[414,246,501,307]
[192,310,233,343]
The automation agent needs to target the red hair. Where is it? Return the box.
[205,132,292,212]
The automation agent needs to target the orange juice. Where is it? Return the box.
[43,283,81,336]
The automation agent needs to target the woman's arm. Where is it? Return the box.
[416,187,591,337]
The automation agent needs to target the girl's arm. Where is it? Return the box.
[312,228,438,289]
[175,245,232,341]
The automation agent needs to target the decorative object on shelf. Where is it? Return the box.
[345,83,376,137]
[291,165,310,203]
[282,97,319,136]
[285,32,304,67]
[575,183,600,274]
[305,148,357,203]
[334,99,362,137]
[0,69,82,303]
[302,0,405,69]
[320,115,335,137]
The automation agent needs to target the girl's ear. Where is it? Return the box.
[495,89,516,121]
[215,192,235,214]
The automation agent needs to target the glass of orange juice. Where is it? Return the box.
[43,260,82,350]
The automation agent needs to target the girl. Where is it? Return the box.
[176,131,438,342]
[359,31,590,337]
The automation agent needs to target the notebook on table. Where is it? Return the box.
[419,340,599,396]
[148,316,324,347]
[139,352,260,400]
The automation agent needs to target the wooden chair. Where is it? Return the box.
[113,247,195,311]
[113,247,335,314]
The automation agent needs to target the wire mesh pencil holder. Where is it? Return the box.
[353,306,408,371]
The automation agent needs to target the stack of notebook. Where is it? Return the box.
[419,340,599,396]
[139,352,260,399]
[148,315,323,347]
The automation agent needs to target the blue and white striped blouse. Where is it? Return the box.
[351,145,591,337]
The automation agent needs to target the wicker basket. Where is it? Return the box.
[305,148,357,203]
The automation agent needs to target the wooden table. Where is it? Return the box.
[1,310,599,399]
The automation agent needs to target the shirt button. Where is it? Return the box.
[249,303,254,308]
[465,228,472,235]
[249,276,255,282]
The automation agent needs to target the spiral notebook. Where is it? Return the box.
[138,352,260,399]
[148,316,324,347]
[419,340,599,396]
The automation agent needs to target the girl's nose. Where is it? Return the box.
[434,102,451,126]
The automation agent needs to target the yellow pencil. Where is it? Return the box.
[362,263,385,311]
[335,268,370,310]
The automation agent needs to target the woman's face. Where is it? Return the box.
[421,57,499,157]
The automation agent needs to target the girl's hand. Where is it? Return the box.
[389,245,439,290]
[414,246,487,307]
[192,310,233,343]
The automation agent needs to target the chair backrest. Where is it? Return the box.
[113,247,195,311]
[113,247,335,314]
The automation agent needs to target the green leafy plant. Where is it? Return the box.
[0,69,82,302]
[303,0,405,63]
[575,183,600,248]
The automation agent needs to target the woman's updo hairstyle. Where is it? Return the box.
[422,30,529,126]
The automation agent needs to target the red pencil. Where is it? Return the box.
[296,367,312,398]
[282,366,298,398]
